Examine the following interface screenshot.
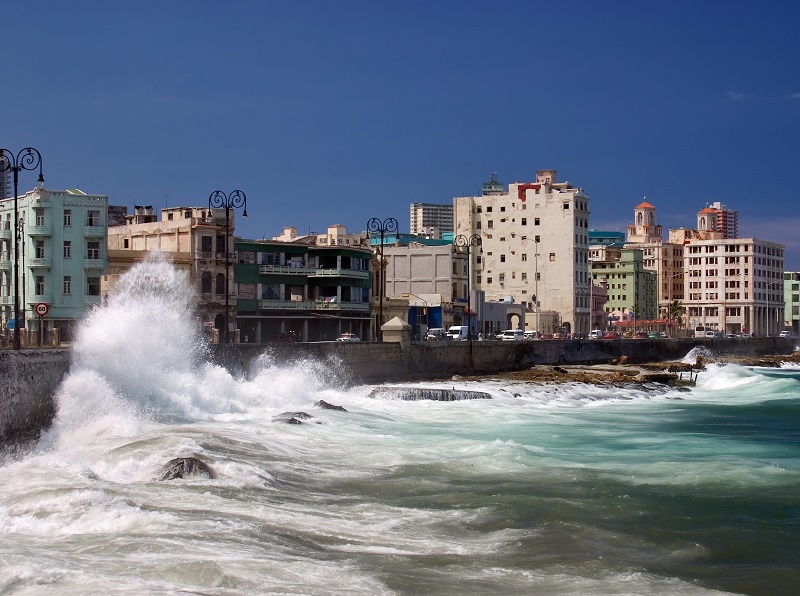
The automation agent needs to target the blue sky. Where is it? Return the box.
[4,1,800,267]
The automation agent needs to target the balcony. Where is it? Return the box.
[29,258,53,269]
[84,258,105,269]
[27,225,53,237]
[258,299,370,313]
[83,225,105,238]
[0,257,10,271]
[259,264,316,276]
[309,268,370,279]
[0,227,11,239]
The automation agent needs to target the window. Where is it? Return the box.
[87,210,100,226]
[262,284,280,300]
[563,202,570,209]
[35,240,45,259]
[123,239,129,249]
[63,276,71,295]
[36,276,45,295]
[522,272,527,281]
[500,206,506,212]
[201,272,212,294]
[486,206,492,213]
[87,241,100,260]
[499,273,505,282]
[63,210,71,226]
[201,236,212,253]
[216,235,226,253]
[487,220,493,229]
[521,218,527,225]
[87,276,100,296]
[549,253,555,261]
[63,241,71,259]
[521,254,527,262]
[535,235,540,243]
[35,209,44,226]
[215,273,226,295]
[534,218,540,225]
[167,212,174,221]
[500,254,506,263]
[487,277,493,284]
[184,210,192,219]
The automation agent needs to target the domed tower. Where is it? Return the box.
[627,198,662,243]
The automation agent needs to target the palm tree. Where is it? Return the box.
[666,299,685,336]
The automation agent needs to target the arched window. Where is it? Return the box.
[700,217,706,229]
[637,212,643,224]
[649,212,654,224]
[201,272,212,294]
[216,273,226,295]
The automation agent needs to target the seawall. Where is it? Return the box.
[1,338,795,444]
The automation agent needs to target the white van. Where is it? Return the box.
[523,330,539,340]
[499,329,524,341]
[694,326,713,338]
[589,329,604,339]
[446,325,469,340]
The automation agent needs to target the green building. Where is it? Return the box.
[591,247,658,323]
[234,239,372,342]
[784,272,800,335]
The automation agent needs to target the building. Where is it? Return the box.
[235,239,372,342]
[697,201,738,239]
[1,187,108,343]
[453,168,591,335]
[624,200,685,318]
[684,236,784,336]
[588,229,625,246]
[0,167,8,200]
[409,202,454,238]
[106,205,237,341]
[591,247,658,331]
[784,272,800,334]
[272,224,369,248]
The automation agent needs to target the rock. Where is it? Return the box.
[553,366,569,374]
[273,411,313,424]
[157,457,216,481]
[314,400,347,412]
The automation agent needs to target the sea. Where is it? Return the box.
[1,257,798,595]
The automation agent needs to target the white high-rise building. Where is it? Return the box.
[409,202,453,237]
[454,169,591,335]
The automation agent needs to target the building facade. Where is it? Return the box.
[106,205,236,341]
[235,239,372,342]
[784,272,800,334]
[409,202,454,238]
[591,247,658,328]
[684,237,784,336]
[697,201,738,239]
[1,187,108,343]
[453,168,591,335]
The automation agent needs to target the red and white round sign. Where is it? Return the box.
[35,302,49,317]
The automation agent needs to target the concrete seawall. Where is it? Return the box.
[1,337,796,444]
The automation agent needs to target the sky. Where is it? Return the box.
[3,1,800,267]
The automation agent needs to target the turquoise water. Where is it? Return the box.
[0,259,798,594]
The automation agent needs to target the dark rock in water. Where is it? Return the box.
[157,457,216,481]
[553,366,569,374]
[368,387,492,401]
[273,411,313,424]
[314,400,347,412]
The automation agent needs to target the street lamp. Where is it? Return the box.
[0,147,44,350]
[454,233,481,338]
[208,190,247,345]
[367,217,398,341]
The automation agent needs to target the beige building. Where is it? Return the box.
[683,236,784,336]
[105,205,238,340]
[624,200,685,316]
[272,224,369,248]
[454,169,591,335]
[409,202,453,238]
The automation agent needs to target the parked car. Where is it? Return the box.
[647,332,660,339]
[602,331,620,339]
[589,329,604,339]
[446,325,469,341]
[539,333,553,340]
[779,330,792,338]
[523,330,539,340]
[499,329,524,341]
[552,332,563,339]
[634,331,649,339]
[336,332,361,342]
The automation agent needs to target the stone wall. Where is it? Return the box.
[0,349,71,444]
[1,337,795,444]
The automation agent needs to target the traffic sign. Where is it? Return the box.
[35,302,49,317]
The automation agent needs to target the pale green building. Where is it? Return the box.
[590,247,658,323]
[1,187,108,344]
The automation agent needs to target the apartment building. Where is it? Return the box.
[453,168,591,335]
[235,239,372,342]
[1,187,108,343]
[272,224,369,248]
[106,205,236,341]
[409,202,454,238]
[591,248,658,325]
[624,200,685,315]
[784,272,800,334]
[684,236,784,336]
[697,201,738,239]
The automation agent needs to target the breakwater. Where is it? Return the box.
[1,337,796,444]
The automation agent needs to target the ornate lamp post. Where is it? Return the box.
[367,217,397,341]
[454,233,482,339]
[208,190,247,344]
[0,148,44,350]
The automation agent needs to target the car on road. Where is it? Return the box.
[336,332,361,342]
[499,329,524,341]
[602,331,620,339]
